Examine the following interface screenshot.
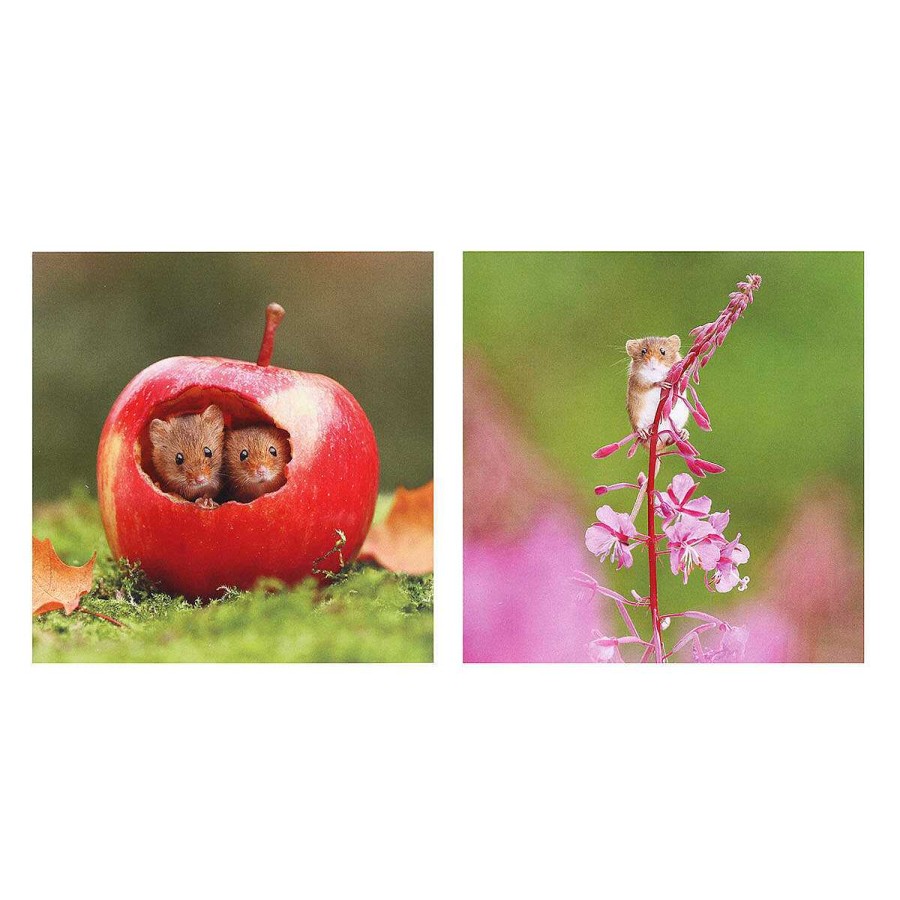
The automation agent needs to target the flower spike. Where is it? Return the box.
[582,274,761,662]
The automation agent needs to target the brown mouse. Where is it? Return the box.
[149,405,225,508]
[625,335,690,445]
[223,425,290,502]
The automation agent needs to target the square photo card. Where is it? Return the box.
[32,251,433,663]
[463,251,863,663]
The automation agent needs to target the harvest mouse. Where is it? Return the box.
[149,405,225,508]
[223,425,290,502]
[626,335,690,445]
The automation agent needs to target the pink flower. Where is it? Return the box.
[585,505,644,569]
[686,386,712,431]
[589,632,625,663]
[711,533,750,593]
[592,431,637,459]
[695,624,749,663]
[594,472,645,497]
[664,518,720,583]
[655,473,712,523]
[684,456,726,477]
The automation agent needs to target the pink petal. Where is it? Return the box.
[616,544,635,569]
[690,388,711,427]
[585,525,612,556]
[708,510,730,533]
[693,457,726,475]
[670,473,696,504]
[683,519,716,541]
[731,542,750,565]
[592,432,637,459]
[690,405,711,431]
[592,441,622,460]
[715,566,739,592]
[697,541,722,571]
[673,435,695,456]
[595,505,620,529]
[683,496,712,517]
[669,550,682,577]
[614,512,639,540]
[684,457,707,477]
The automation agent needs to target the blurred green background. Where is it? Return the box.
[464,251,863,612]
[33,252,433,501]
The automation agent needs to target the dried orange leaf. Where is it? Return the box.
[359,482,433,575]
[32,536,97,617]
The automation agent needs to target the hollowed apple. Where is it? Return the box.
[97,304,379,598]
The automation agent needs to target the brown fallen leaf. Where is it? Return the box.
[359,482,433,575]
[32,536,97,617]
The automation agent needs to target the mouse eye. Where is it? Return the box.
[660,348,666,356]
[240,449,249,462]
[175,453,184,466]
[640,348,647,356]
[269,446,277,457]
[203,446,212,458]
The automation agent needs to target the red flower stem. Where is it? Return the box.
[646,401,667,662]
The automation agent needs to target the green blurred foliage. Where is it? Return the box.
[33,252,433,500]
[33,490,432,663]
[464,251,863,613]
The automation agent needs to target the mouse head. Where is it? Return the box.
[224,425,290,499]
[626,335,681,380]
[149,405,225,500]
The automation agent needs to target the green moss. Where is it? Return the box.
[32,492,433,663]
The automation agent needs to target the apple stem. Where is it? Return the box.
[256,303,286,367]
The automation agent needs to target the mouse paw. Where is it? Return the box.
[660,380,672,391]
[637,428,651,443]
[194,497,218,510]
[678,427,690,442]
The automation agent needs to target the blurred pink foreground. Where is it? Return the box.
[463,356,600,662]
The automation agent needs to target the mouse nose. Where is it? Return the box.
[191,473,208,486]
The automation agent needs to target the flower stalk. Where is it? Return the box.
[646,399,666,657]
[584,274,762,662]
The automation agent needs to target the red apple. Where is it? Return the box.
[97,304,379,598]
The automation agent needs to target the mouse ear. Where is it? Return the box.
[201,405,225,429]
[625,339,641,358]
[149,419,170,443]
[668,334,681,352]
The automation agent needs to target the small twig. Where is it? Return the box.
[78,606,129,628]
[312,529,348,580]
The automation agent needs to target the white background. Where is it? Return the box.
[3,2,895,898]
